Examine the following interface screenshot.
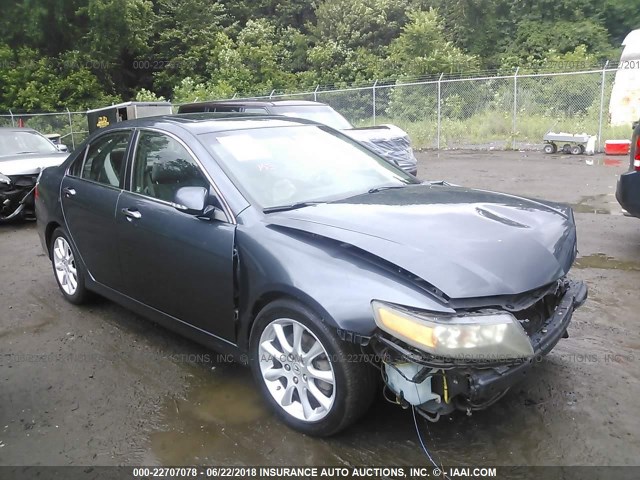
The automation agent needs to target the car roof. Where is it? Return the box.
[0,127,39,133]
[179,99,329,109]
[86,101,172,114]
[95,112,322,135]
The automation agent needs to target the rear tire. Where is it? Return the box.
[570,145,581,155]
[50,227,90,304]
[249,299,376,436]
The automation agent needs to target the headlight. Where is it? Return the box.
[0,173,11,185]
[372,301,534,361]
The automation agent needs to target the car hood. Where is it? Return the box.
[0,152,69,176]
[343,123,403,137]
[265,184,577,299]
[342,125,416,166]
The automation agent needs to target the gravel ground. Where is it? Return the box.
[1,149,639,467]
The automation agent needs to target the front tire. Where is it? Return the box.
[249,299,376,436]
[50,227,90,304]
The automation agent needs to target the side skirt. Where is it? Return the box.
[86,277,246,363]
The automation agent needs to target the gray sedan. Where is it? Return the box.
[36,113,586,436]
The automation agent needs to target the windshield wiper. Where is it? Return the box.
[367,184,408,194]
[263,201,324,214]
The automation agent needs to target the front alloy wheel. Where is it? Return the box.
[250,299,376,436]
[258,318,336,422]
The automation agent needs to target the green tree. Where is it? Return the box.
[301,41,383,86]
[227,19,298,93]
[0,0,87,56]
[385,9,479,77]
[220,0,315,31]
[171,77,234,104]
[504,19,611,65]
[602,0,640,46]
[149,0,227,95]
[312,0,411,52]
[0,45,117,111]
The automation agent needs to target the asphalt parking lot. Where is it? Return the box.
[1,149,639,467]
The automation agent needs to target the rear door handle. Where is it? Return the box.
[121,208,142,220]
[62,187,76,197]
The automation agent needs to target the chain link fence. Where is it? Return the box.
[1,68,632,153]
[0,110,89,151]
[242,67,630,152]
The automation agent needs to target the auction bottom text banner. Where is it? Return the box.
[1,466,637,480]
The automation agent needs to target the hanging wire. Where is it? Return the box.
[378,353,449,475]
[412,406,440,469]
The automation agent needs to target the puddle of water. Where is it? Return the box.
[174,368,266,427]
[143,352,634,466]
[570,204,611,215]
[603,158,623,167]
[575,253,640,271]
[570,194,613,215]
[586,157,627,167]
[148,363,274,465]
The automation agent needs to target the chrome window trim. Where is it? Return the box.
[63,176,124,194]
[128,127,236,225]
[121,188,184,209]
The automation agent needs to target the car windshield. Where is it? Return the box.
[270,105,353,130]
[201,125,417,209]
[0,130,58,156]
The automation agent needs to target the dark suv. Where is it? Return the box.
[616,120,640,218]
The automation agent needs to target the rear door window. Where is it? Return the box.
[77,131,131,187]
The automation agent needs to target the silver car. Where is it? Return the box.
[0,128,68,222]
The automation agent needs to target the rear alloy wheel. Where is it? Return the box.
[250,300,376,436]
[50,228,89,304]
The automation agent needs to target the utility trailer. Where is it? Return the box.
[543,132,593,155]
[87,102,173,133]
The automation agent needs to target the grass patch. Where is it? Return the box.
[356,112,631,151]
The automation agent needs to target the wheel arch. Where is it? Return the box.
[44,221,62,258]
[242,288,337,353]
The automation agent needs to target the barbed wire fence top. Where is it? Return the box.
[1,67,633,153]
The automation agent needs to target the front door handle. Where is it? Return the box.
[63,187,76,197]
[121,208,142,220]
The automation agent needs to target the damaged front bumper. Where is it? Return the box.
[370,279,588,419]
[0,175,38,222]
